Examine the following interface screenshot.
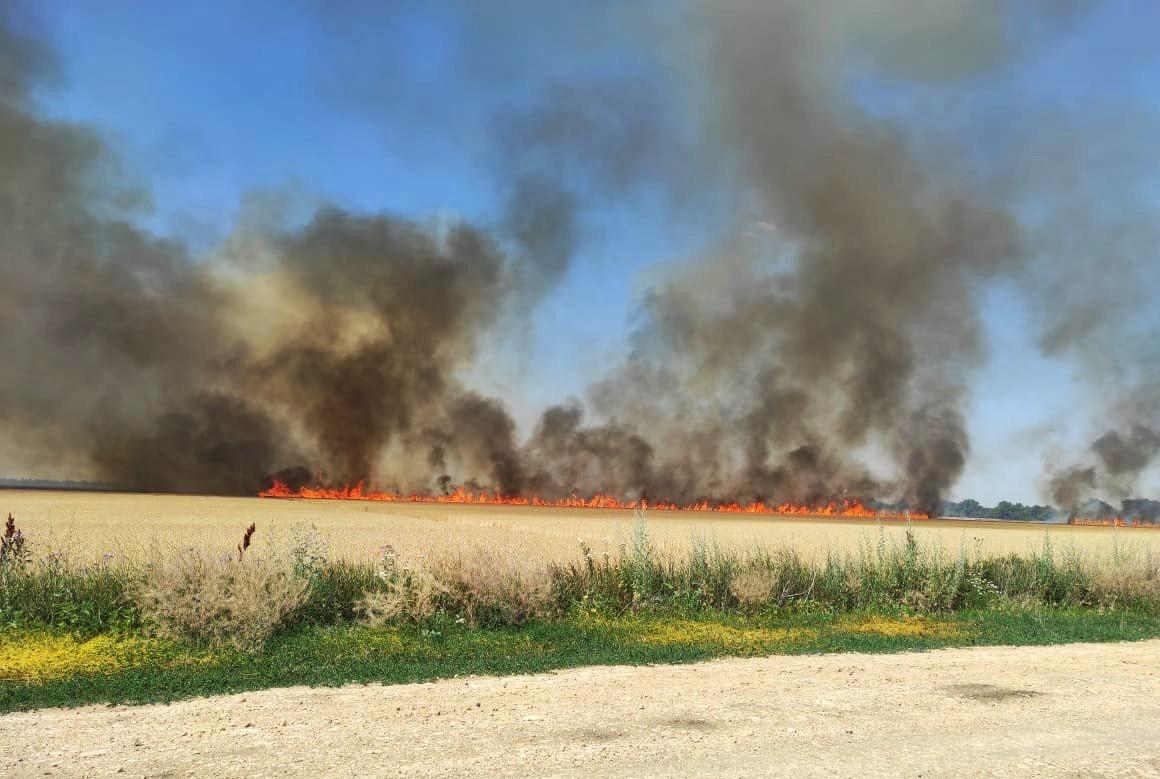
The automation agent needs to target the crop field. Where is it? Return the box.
[4,488,1160,722]
[5,489,1155,568]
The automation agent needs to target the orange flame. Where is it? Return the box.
[1069,516,1156,528]
[258,480,928,519]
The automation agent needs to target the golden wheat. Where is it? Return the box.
[4,489,1157,571]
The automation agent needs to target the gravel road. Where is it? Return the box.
[5,640,1159,778]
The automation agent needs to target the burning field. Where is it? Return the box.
[4,485,1160,725]
[2,3,1158,523]
[259,479,929,518]
[5,489,1157,569]
[5,3,1160,775]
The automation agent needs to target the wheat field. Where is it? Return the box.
[4,489,1155,568]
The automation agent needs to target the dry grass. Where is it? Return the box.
[6,490,1160,643]
[1088,540,1160,607]
[729,568,780,609]
[358,543,554,627]
[357,547,441,625]
[133,548,309,653]
[3,492,1160,669]
[5,490,1157,571]
[428,545,554,626]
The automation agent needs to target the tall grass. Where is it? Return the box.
[550,520,1109,616]
[361,513,1160,623]
[133,548,309,653]
[3,511,1159,651]
[0,552,137,632]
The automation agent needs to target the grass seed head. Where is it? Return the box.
[237,523,256,560]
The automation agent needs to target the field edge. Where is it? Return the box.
[3,606,1158,714]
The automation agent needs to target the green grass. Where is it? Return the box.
[4,517,1159,712]
[4,605,1158,713]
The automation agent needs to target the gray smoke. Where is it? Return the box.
[0,7,527,495]
[546,1,1036,514]
[1018,109,1160,511]
[0,5,671,497]
[7,1,1150,517]
[1048,391,1160,512]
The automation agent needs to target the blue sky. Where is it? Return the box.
[24,1,1160,504]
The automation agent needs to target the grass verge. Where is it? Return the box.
[3,605,1158,713]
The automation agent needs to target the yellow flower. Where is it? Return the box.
[635,619,815,648]
[0,632,216,683]
[841,615,961,639]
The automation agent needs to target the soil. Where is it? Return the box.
[4,639,1159,778]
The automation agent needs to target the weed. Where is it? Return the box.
[1,514,27,569]
[357,547,441,626]
[133,531,308,653]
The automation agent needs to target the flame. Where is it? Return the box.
[258,480,928,519]
[1070,516,1157,528]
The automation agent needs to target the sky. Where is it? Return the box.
[32,0,709,415]
[11,0,1160,505]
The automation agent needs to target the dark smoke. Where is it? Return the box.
[5,2,1152,516]
[546,2,1030,515]
[248,209,509,486]
[1068,497,1160,524]
[1002,74,1160,510]
[1049,411,1160,514]
[495,77,697,317]
[0,7,529,495]
[441,393,525,496]
[0,5,662,497]
[1048,466,1098,514]
[1,9,234,488]
[523,403,656,500]
[92,394,281,496]
[1093,425,1160,478]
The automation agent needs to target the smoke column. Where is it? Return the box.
[3,2,1155,516]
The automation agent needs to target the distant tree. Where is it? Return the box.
[1029,504,1056,521]
[942,499,1059,521]
[995,500,1017,519]
[956,498,984,518]
[1122,499,1160,523]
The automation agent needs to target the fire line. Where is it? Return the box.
[259,480,929,519]
[1069,516,1154,528]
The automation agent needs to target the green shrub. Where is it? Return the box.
[0,553,138,633]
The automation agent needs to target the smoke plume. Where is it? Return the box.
[1018,109,1160,512]
[0,6,527,494]
[3,2,1153,516]
[1048,391,1160,513]
[554,2,1029,514]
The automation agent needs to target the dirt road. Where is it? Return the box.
[5,640,1158,778]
